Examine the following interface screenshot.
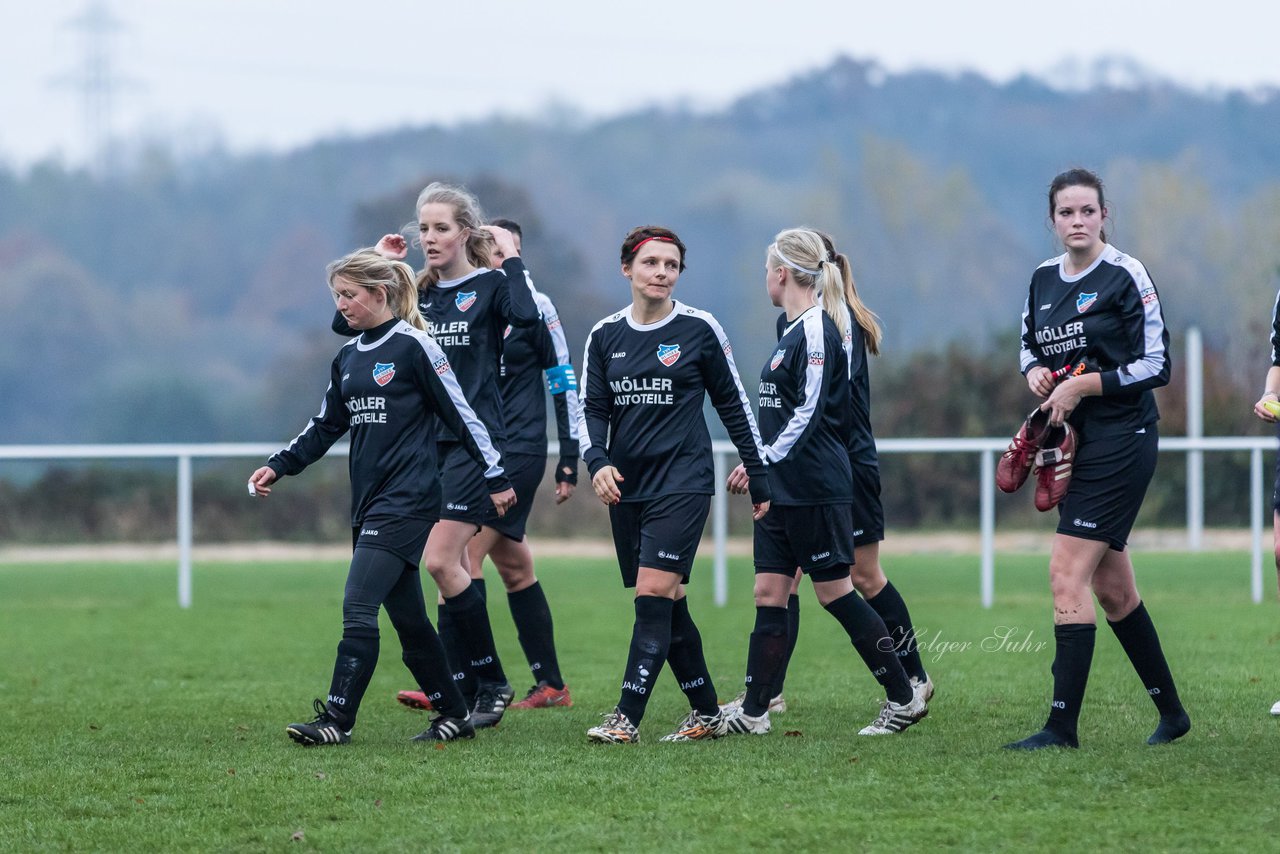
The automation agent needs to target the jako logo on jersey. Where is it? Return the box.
[1076,292,1098,313]
[657,343,681,366]
[372,362,396,386]
[808,351,825,366]
[455,291,477,312]
[770,349,786,370]
[432,357,450,376]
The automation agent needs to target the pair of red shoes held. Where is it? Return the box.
[996,407,1075,511]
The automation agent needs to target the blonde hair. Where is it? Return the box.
[412,181,495,288]
[768,228,850,340]
[326,248,425,331]
[816,230,882,356]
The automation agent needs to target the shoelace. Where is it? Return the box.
[307,697,331,725]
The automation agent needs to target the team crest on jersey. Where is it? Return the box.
[455,291,477,312]
[372,362,395,386]
[657,343,681,367]
[808,351,825,366]
[770,349,786,370]
[1076,292,1098,313]
[503,325,512,339]
[432,356,451,376]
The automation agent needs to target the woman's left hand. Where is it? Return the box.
[752,500,770,521]
[726,463,749,495]
[1040,376,1085,426]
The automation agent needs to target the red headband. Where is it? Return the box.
[630,235,676,255]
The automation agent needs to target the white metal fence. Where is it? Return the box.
[0,436,1273,609]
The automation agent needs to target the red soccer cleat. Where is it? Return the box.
[1033,423,1076,511]
[997,408,1052,493]
[510,682,573,709]
[396,690,434,712]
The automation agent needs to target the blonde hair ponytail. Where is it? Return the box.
[770,228,851,340]
[326,249,427,331]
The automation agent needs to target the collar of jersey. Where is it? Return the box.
[435,268,490,290]
[355,318,402,350]
[782,304,821,336]
[1056,245,1110,283]
[626,299,682,331]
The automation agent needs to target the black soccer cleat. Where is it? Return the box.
[286,698,351,746]
[411,713,476,742]
[470,681,515,729]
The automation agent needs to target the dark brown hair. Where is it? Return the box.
[620,225,687,272]
[1049,167,1108,244]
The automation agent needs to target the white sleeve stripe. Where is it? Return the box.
[764,313,824,463]
[1272,289,1280,364]
[538,292,582,440]
[280,384,332,455]
[414,335,504,478]
[576,328,597,457]
[693,310,765,457]
[1114,261,1167,387]
[1018,294,1038,373]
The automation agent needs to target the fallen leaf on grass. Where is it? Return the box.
[227,769,236,775]
[315,772,327,780]
[434,744,446,751]
[291,830,305,842]
[848,757,859,764]
[375,799,382,808]
[783,730,803,737]
[88,723,100,731]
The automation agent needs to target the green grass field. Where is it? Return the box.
[2,551,1278,852]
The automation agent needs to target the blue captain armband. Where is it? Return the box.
[545,364,577,395]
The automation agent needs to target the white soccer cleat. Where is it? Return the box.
[910,674,935,705]
[722,690,786,714]
[719,703,771,736]
[858,693,928,735]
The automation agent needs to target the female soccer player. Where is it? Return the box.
[580,225,771,744]
[721,228,927,737]
[396,218,579,712]
[251,248,515,746]
[1251,288,1280,717]
[724,231,934,716]
[340,182,542,728]
[1004,168,1190,749]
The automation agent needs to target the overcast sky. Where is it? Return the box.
[3,0,1278,169]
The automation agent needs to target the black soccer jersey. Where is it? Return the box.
[267,318,510,525]
[1018,244,1170,437]
[758,306,853,506]
[579,300,769,504]
[333,257,539,446]
[1271,289,1280,367]
[499,289,582,464]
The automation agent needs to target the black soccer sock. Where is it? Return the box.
[325,630,379,728]
[436,601,475,706]
[1043,623,1096,741]
[866,581,928,682]
[742,605,790,717]
[823,591,913,705]
[1107,601,1190,744]
[665,596,719,716]
[443,582,508,686]
[1107,601,1184,716]
[615,595,674,725]
[773,594,802,697]
[398,617,470,719]
[507,581,565,690]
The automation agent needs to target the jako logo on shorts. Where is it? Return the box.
[657,343,681,366]
[456,291,477,312]
[372,362,396,386]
